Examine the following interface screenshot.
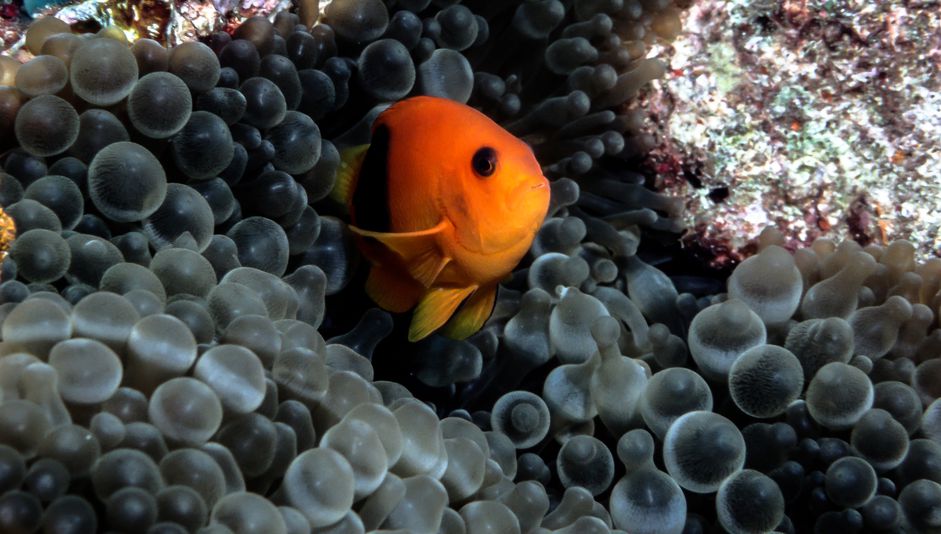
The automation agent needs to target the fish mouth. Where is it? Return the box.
[527,176,549,192]
[510,175,549,203]
[508,179,548,211]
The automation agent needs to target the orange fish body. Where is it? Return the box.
[333,96,550,341]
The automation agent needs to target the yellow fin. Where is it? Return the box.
[365,265,423,313]
[352,220,452,288]
[440,286,497,340]
[408,285,477,342]
[330,144,370,206]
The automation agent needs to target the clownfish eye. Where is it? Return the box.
[471,147,497,178]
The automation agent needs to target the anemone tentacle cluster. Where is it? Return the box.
[1,1,941,533]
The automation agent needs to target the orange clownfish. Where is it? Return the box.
[332,96,551,342]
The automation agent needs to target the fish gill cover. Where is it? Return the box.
[0,1,939,533]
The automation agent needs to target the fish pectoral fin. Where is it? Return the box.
[352,220,452,288]
[330,144,370,206]
[408,285,478,342]
[408,249,451,288]
[365,265,423,313]
[440,285,497,340]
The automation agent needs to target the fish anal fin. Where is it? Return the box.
[365,265,423,313]
[330,144,370,207]
[440,285,497,340]
[408,285,477,342]
[352,220,452,287]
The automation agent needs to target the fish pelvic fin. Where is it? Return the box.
[365,264,423,313]
[330,144,370,207]
[439,285,497,340]
[408,285,477,342]
[351,219,452,288]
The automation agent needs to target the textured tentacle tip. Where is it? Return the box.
[612,422,689,532]
[512,0,566,40]
[616,428,655,471]
[326,307,393,360]
[590,314,620,349]
[557,434,615,496]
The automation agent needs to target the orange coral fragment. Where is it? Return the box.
[0,206,15,281]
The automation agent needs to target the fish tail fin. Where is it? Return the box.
[365,265,423,313]
[439,285,497,340]
[329,144,371,208]
[408,285,477,342]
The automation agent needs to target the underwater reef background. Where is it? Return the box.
[1,0,941,533]
[653,0,941,266]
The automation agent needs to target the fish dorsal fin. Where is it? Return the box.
[409,285,478,342]
[330,143,370,207]
[440,285,497,340]
[351,219,453,288]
